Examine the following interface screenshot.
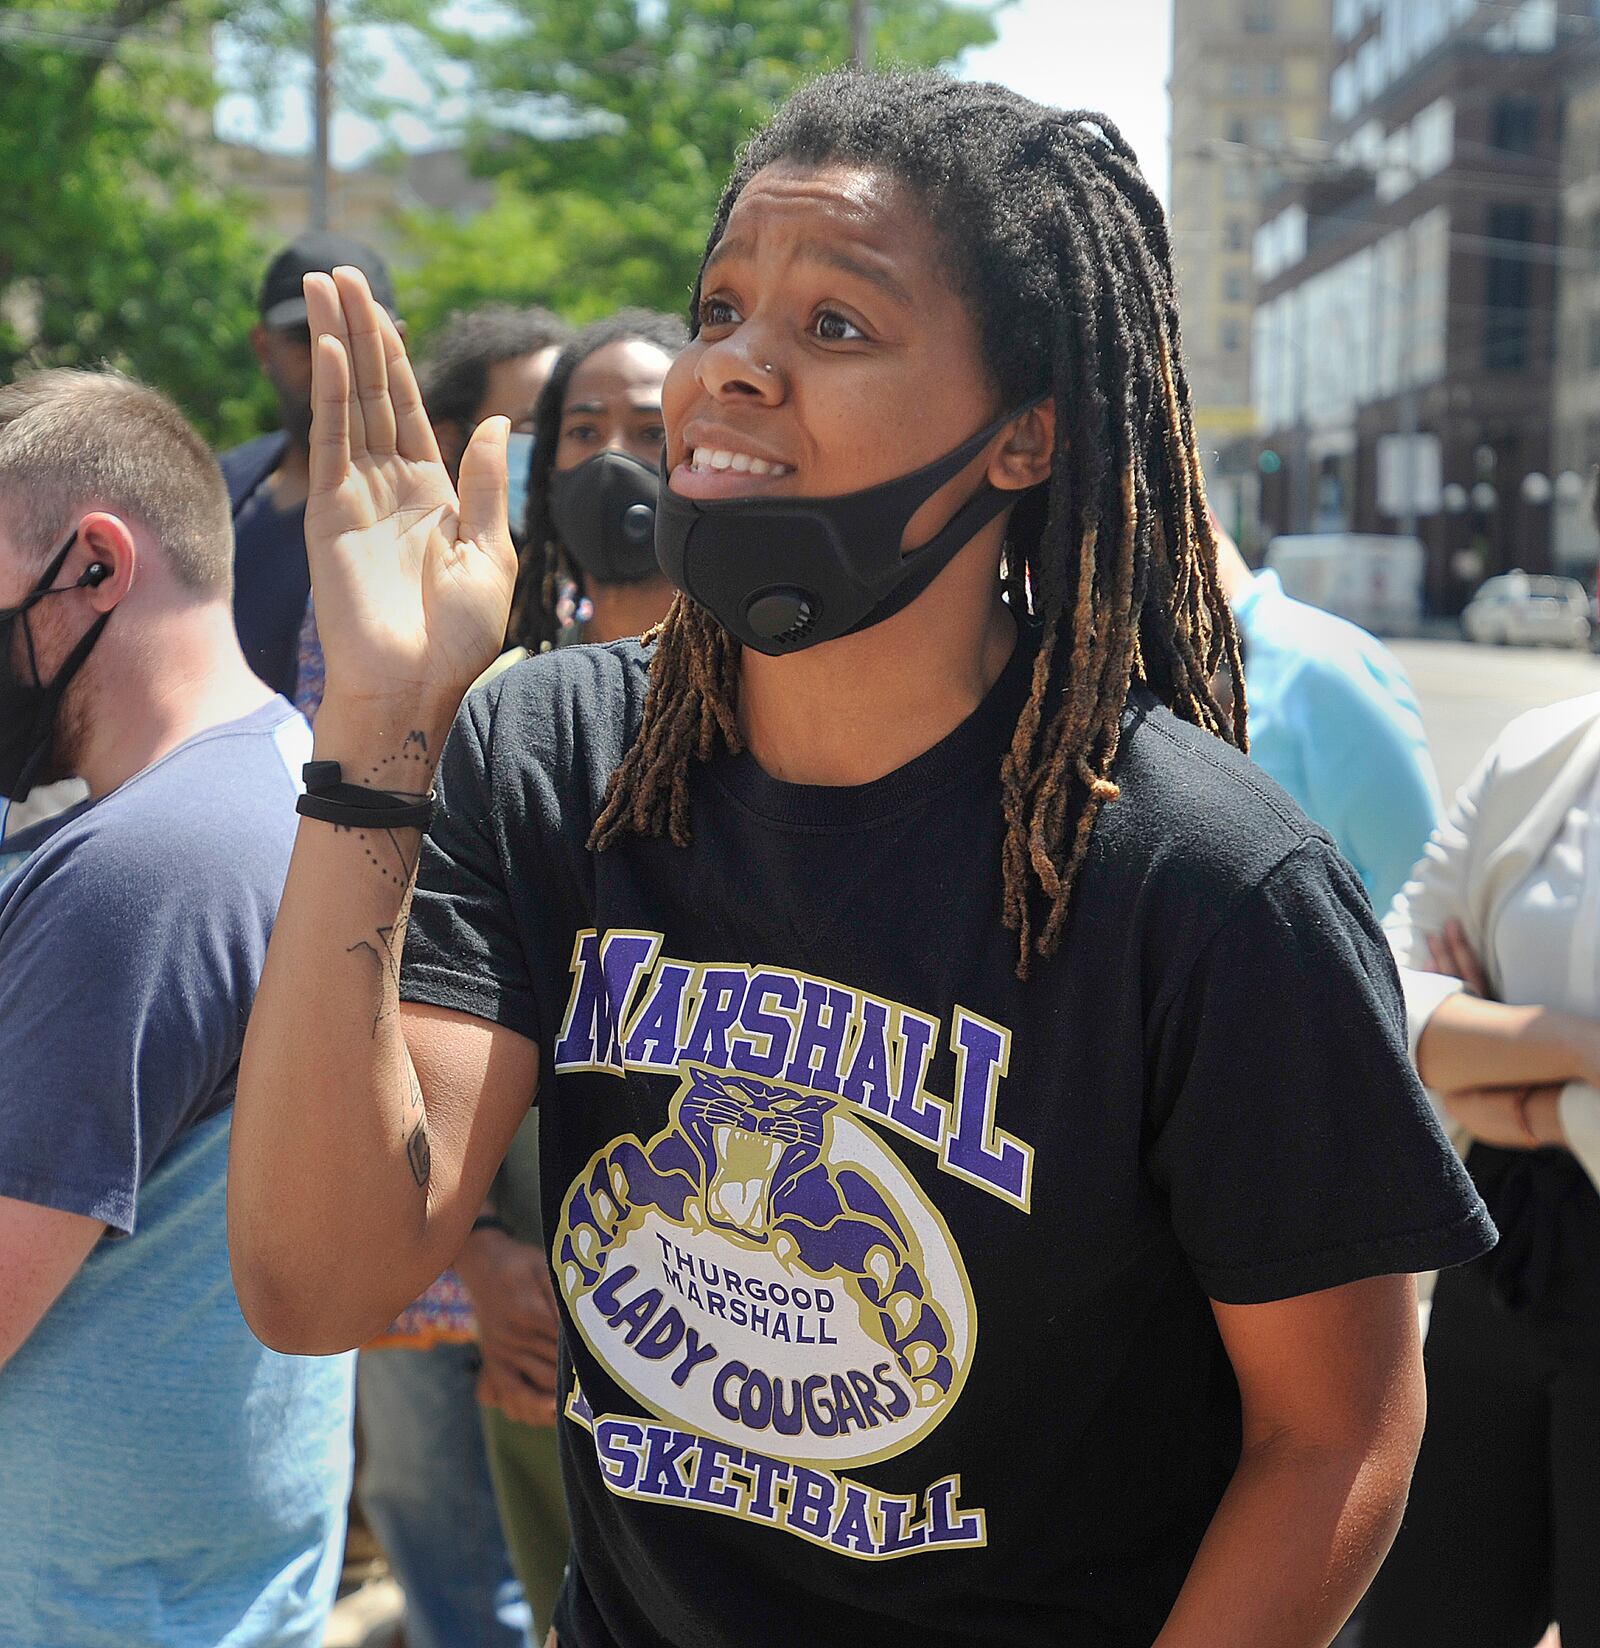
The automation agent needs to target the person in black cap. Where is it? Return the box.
[221,232,400,698]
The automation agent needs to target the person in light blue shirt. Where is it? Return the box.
[1213,526,1441,912]
[0,369,354,1648]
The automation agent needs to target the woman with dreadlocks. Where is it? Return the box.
[508,310,684,654]
[232,70,1492,1648]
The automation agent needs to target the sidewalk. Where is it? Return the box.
[325,1514,403,1648]
[325,1578,403,1648]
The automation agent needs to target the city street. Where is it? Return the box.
[1392,637,1600,800]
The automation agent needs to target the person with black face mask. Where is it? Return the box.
[509,310,685,654]
[447,308,683,1634]
[233,73,1496,1648]
[0,532,108,854]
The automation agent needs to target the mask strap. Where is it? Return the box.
[847,395,1048,631]
[850,481,1026,635]
[830,398,1046,531]
[19,607,42,687]
[7,609,110,803]
[0,531,79,623]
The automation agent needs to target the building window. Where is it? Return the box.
[1243,1,1277,31]
[1587,312,1600,372]
[1226,268,1249,301]
[1257,114,1283,148]
[1230,63,1252,94]
[1263,63,1283,95]
[1227,217,1248,251]
[1484,202,1534,370]
[1411,98,1455,178]
[1358,37,1383,101]
[1490,95,1540,155]
[1331,62,1358,122]
[1224,163,1252,200]
[1222,320,1244,353]
[1413,0,1450,56]
[1228,116,1249,145]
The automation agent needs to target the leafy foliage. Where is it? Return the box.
[402,0,1002,329]
[0,0,435,447]
[1,0,1001,435]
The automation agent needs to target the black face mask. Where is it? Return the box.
[549,450,662,587]
[0,532,112,803]
[653,402,1043,655]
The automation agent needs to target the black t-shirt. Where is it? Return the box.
[401,633,1493,1648]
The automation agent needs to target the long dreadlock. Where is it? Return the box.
[590,70,1247,979]
[509,308,687,654]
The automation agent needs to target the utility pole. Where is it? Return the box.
[310,0,332,230]
[852,0,869,67]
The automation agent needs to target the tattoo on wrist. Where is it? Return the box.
[357,732,431,885]
[351,824,422,889]
[365,729,434,796]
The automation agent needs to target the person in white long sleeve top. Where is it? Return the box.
[1362,690,1600,1648]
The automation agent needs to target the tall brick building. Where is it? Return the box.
[1252,0,1588,611]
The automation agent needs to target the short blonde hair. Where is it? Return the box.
[0,369,233,596]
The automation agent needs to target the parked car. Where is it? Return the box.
[1263,534,1425,636]
[1461,572,1591,649]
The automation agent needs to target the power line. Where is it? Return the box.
[0,14,213,64]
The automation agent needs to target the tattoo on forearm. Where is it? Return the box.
[406,1118,431,1186]
[404,1066,430,1184]
[346,913,409,1037]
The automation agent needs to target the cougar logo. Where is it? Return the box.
[555,1065,976,1469]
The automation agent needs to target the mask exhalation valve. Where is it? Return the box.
[745,588,816,646]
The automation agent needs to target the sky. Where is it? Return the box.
[215,0,1175,205]
[962,0,1173,202]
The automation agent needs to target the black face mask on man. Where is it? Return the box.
[548,450,661,586]
[653,402,1044,655]
[0,531,112,803]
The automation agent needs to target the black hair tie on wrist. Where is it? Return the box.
[295,759,437,833]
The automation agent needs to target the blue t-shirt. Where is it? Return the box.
[0,700,355,1648]
[1234,569,1441,912]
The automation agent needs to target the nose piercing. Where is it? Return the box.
[762,362,776,374]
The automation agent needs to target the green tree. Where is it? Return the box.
[401,0,1003,332]
[0,0,437,446]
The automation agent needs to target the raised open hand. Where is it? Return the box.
[303,267,517,717]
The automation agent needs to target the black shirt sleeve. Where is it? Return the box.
[1145,837,1495,1305]
[400,688,542,1047]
